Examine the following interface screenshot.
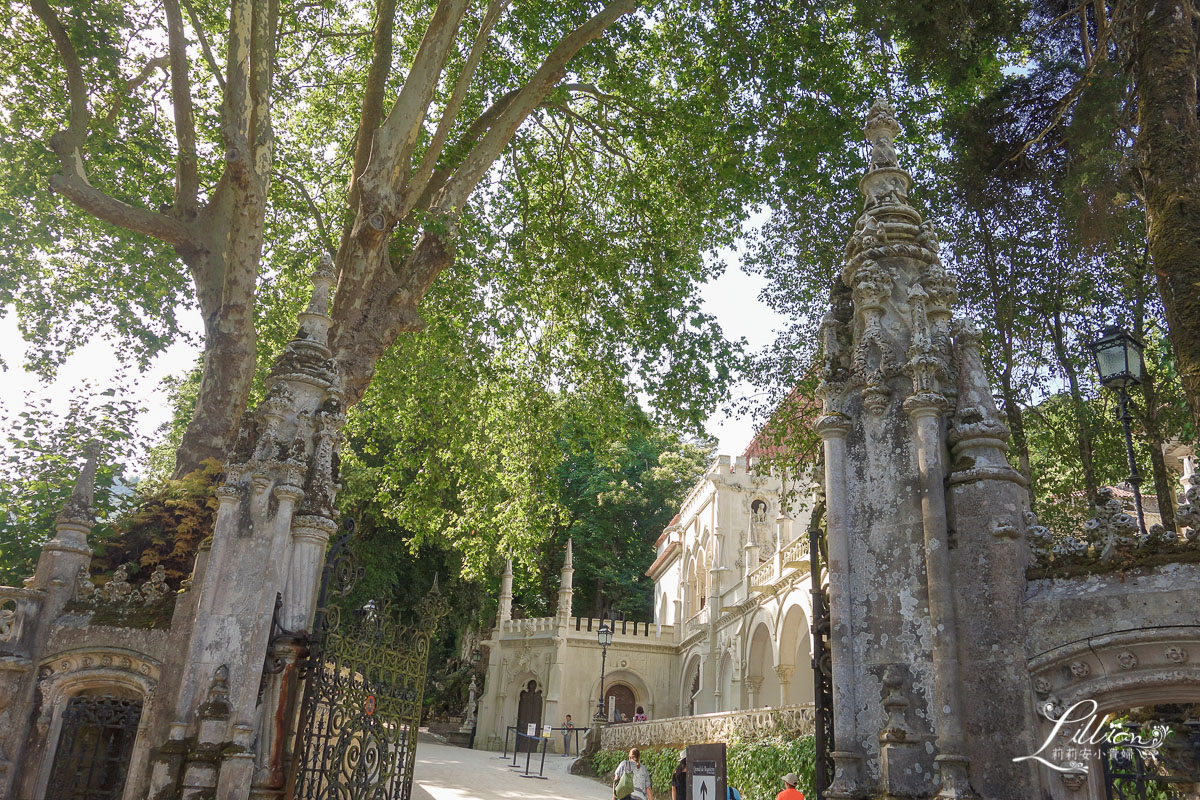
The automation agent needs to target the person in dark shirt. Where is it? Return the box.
[671,753,688,800]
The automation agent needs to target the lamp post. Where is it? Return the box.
[595,621,613,720]
[1087,324,1148,537]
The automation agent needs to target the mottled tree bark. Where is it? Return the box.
[1133,293,1179,530]
[1134,0,1200,433]
[32,0,274,480]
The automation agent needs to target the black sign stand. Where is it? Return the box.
[687,743,727,800]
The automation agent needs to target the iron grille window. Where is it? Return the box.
[45,694,143,800]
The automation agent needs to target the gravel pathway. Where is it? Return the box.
[412,734,613,800]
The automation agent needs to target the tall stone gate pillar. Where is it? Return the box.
[144,257,345,800]
[816,99,1042,800]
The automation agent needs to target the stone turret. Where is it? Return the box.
[31,441,100,593]
[557,539,574,621]
[499,557,513,624]
[816,99,1041,799]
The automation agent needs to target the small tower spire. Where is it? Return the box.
[856,97,921,228]
[297,253,335,347]
[58,440,101,525]
[33,441,100,591]
[498,556,513,624]
[557,538,575,621]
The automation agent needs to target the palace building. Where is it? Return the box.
[473,451,820,752]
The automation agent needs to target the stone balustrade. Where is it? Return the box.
[682,606,709,640]
[748,558,774,587]
[0,587,42,649]
[599,704,816,751]
[496,616,674,641]
[780,536,810,568]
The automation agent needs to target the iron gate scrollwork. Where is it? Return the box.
[809,497,834,800]
[45,694,143,800]
[1101,720,1200,799]
[288,534,448,800]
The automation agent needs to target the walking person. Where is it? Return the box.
[671,752,687,800]
[633,705,648,722]
[776,772,805,800]
[561,714,574,756]
[614,747,653,800]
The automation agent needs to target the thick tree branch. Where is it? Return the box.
[405,0,510,217]
[31,0,198,248]
[347,0,399,223]
[164,0,200,215]
[29,0,88,143]
[367,0,471,203]
[47,174,197,245]
[438,0,638,212]
[408,87,521,211]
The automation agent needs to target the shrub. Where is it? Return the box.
[726,732,815,800]
[592,733,816,800]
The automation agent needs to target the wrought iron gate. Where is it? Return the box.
[45,694,143,800]
[1101,722,1200,800]
[288,536,447,800]
[809,497,834,800]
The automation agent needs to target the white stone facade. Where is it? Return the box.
[474,454,820,751]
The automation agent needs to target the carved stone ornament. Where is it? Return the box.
[1060,764,1088,792]
[1144,523,1178,546]
[1069,661,1091,678]
[1032,676,1052,696]
[99,563,139,604]
[1177,473,1200,535]
[75,565,97,602]
[1116,651,1138,670]
[1024,511,1056,561]
[139,565,170,604]
[1084,488,1139,561]
[0,597,18,643]
[77,563,172,607]
[879,665,911,743]
[1165,646,1189,664]
[57,441,101,525]
[200,664,231,720]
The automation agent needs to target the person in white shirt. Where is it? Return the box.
[614,747,654,800]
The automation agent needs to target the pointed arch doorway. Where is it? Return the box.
[516,680,543,752]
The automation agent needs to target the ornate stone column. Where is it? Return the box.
[747,676,763,709]
[813,411,859,765]
[144,258,348,800]
[775,664,794,705]
[810,97,1041,800]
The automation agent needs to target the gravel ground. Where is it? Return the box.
[412,733,613,800]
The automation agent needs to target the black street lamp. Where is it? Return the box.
[1087,324,1148,537]
[595,621,613,720]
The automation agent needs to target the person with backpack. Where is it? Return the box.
[613,747,653,800]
